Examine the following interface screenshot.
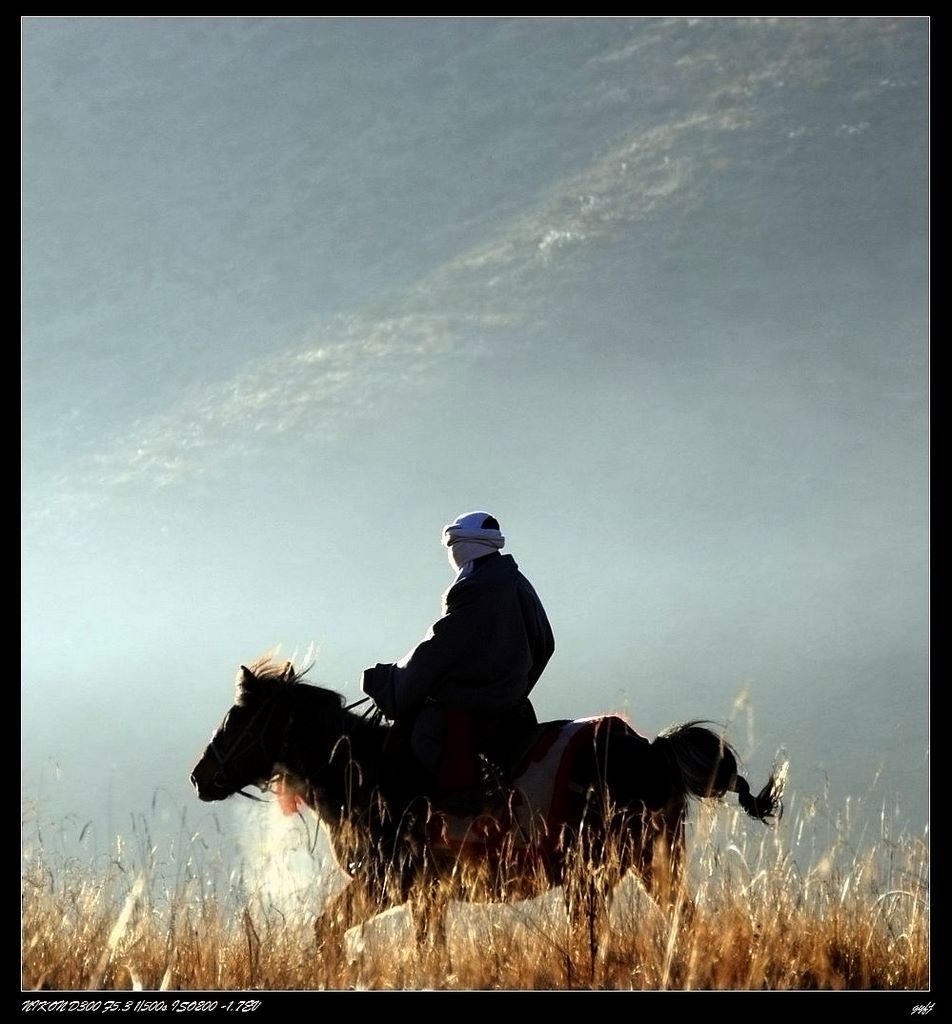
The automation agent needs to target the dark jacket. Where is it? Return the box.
[362,553,554,773]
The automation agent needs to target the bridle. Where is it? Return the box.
[206,689,293,801]
[200,690,381,804]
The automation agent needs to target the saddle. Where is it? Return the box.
[433,703,544,815]
[424,717,595,863]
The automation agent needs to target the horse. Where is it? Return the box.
[189,657,785,962]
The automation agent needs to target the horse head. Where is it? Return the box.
[190,659,298,801]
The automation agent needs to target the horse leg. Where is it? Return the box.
[639,808,693,924]
[562,832,611,983]
[408,876,448,954]
[315,879,389,961]
[566,878,602,981]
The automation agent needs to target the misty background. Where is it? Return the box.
[22,18,928,878]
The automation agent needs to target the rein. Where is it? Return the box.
[235,788,268,803]
[346,695,385,728]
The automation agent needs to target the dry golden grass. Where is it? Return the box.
[21,797,928,992]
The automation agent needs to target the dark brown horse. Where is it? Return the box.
[190,657,784,956]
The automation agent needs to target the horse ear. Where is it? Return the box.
[281,661,295,684]
[235,664,257,703]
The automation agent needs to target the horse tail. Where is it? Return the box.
[732,772,785,822]
[655,721,785,823]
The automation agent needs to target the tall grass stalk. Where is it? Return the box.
[22,793,928,991]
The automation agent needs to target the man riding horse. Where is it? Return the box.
[362,510,555,814]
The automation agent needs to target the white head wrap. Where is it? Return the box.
[442,510,505,578]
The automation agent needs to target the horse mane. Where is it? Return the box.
[245,653,311,680]
[235,654,346,710]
